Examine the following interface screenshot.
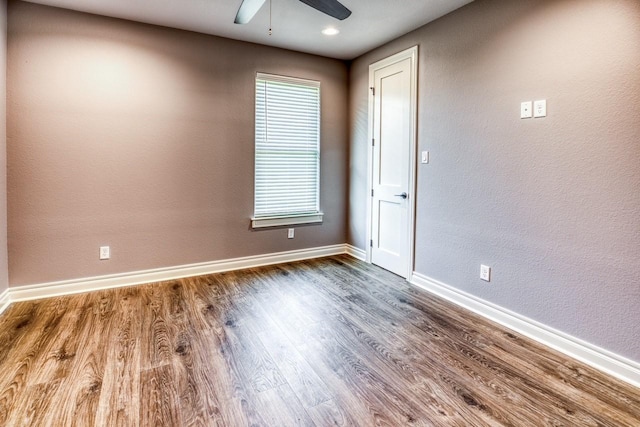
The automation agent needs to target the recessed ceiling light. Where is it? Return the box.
[322,27,340,36]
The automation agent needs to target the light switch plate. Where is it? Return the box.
[521,101,533,119]
[421,151,429,164]
[534,99,547,118]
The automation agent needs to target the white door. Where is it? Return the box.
[369,48,417,278]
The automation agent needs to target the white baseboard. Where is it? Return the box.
[345,244,366,261]
[10,244,348,303]
[411,272,640,389]
[0,288,9,316]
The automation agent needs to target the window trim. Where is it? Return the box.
[252,72,323,229]
[251,212,324,229]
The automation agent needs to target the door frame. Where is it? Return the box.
[365,46,418,279]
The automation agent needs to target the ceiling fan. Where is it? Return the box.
[234,0,352,25]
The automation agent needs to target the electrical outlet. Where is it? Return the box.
[99,246,110,260]
[480,265,491,282]
[287,228,294,239]
[534,99,547,118]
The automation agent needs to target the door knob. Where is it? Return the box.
[394,192,408,199]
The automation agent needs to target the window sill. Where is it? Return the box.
[251,213,324,229]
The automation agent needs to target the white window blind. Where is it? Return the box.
[253,73,321,226]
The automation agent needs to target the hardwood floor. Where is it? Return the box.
[0,255,639,426]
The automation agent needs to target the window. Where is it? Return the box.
[252,73,323,228]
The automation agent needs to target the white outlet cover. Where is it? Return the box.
[99,246,110,260]
[287,228,294,239]
[480,265,491,282]
[534,99,547,118]
[521,101,533,119]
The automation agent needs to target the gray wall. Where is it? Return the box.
[350,0,640,362]
[6,0,640,366]
[0,0,7,296]
[8,1,348,286]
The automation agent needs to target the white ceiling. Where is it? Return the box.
[22,0,473,60]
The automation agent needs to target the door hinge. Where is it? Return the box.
[370,239,373,247]
[372,138,375,147]
[370,86,375,96]
[371,189,374,197]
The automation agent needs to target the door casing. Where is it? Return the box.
[365,46,418,279]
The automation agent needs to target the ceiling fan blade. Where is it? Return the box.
[298,0,352,20]
[234,0,267,24]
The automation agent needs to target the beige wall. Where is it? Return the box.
[350,0,640,362]
[0,0,6,296]
[7,1,348,286]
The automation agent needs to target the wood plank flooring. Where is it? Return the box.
[0,255,639,426]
